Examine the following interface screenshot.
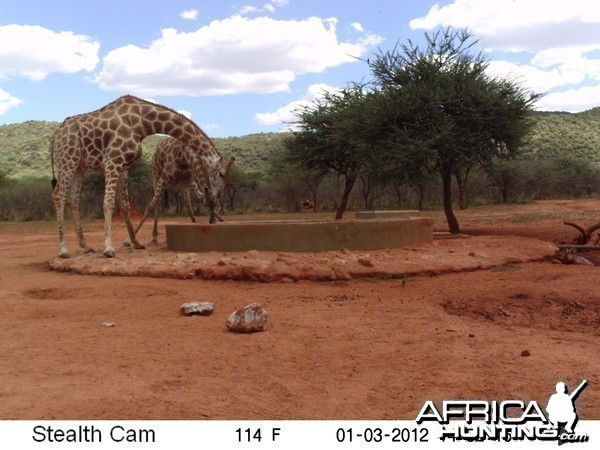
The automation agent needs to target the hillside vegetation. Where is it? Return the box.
[0,108,600,178]
[1,109,599,179]
[0,121,289,179]
[0,108,599,221]
[526,108,600,162]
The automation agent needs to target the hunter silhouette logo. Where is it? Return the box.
[416,380,589,443]
[546,380,588,444]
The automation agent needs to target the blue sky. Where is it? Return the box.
[1,0,599,137]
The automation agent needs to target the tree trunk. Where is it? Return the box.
[227,186,237,211]
[457,186,468,210]
[335,174,357,220]
[442,168,460,233]
[454,165,471,210]
[501,186,508,204]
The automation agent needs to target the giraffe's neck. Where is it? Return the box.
[138,101,221,159]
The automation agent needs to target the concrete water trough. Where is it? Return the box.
[165,217,433,253]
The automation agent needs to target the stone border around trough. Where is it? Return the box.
[48,235,557,282]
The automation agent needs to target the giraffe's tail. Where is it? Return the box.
[50,133,57,191]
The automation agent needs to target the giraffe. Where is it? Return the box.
[50,95,225,258]
[131,137,235,245]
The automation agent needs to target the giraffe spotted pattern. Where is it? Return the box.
[131,137,235,245]
[50,95,229,258]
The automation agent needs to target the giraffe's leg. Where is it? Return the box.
[182,187,197,223]
[203,186,224,223]
[125,179,165,246]
[102,169,120,257]
[52,175,72,258]
[203,186,217,224]
[67,167,95,253]
[150,180,170,245]
[151,205,159,245]
[151,198,160,246]
[118,171,145,250]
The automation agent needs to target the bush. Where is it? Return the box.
[0,177,54,221]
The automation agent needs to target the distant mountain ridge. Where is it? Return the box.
[1,108,599,178]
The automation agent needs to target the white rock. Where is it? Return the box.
[226,303,268,333]
[180,302,215,316]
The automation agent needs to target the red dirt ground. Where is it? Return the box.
[0,199,599,420]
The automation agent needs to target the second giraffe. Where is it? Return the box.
[132,137,235,245]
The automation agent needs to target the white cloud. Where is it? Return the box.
[536,85,600,112]
[263,3,276,13]
[0,24,99,81]
[240,0,289,15]
[0,88,22,115]
[410,0,600,51]
[199,122,220,132]
[239,5,259,15]
[255,83,341,130]
[95,16,383,97]
[177,109,192,119]
[180,9,199,20]
[351,22,364,33]
[486,60,586,93]
[410,0,600,111]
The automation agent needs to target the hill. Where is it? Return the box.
[0,121,289,179]
[525,108,600,162]
[1,108,599,178]
[0,121,59,178]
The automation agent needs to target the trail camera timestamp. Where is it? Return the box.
[336,427,429,444]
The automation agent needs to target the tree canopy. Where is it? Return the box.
[286,84,378,219]
[286,27,540,229]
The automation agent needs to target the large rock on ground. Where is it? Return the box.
[226,303,268,333]
[180,302,215,316]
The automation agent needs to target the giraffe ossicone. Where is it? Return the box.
[50,95,227,258]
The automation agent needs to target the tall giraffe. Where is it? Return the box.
[131,137,235,245]
[50,95,225,258]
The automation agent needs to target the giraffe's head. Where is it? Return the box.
[191,154,235,218]
[207,155,235,201]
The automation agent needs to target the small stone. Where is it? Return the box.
[181,302,215,316]
[468,252,476,257]
[226,303,268,333]
[468,333,475,338]
[102,322,115,327]
[521,349,530,357]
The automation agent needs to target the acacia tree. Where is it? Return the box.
[369,28,540,232]
[285,85,376,219]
